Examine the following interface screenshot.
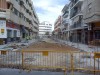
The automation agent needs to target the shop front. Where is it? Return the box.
[6,21,20,43]
[88,22,100,46]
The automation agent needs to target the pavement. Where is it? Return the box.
[0,39,38,51]
[54,39,100,52]
[0,68,95,75]
[0,38,99,75]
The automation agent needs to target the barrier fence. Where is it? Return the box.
[0,50,100,75]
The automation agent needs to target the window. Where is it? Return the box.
[23,16,26,21]
[19,13,23,18]
[88,3,92,13]
[26,0,28,4]
[7,3,10,9]
[16,0,18,2]
[16,0,20,3]
[13,8,18,16]
[95,31,100,39]
[14,30,17,37]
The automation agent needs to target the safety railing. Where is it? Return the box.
[0,50,100,75]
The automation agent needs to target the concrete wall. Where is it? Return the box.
[83,0,100,23]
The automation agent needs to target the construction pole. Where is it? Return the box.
[71,53,74,75]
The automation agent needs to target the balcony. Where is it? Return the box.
[62,18,69,25]
[6,0,12,4]
[0,12,6,18]
[19,0,24,6]
[70,0,83,10]
[62,11,69,17]
[70,22,83,30]
[70,9,82,19]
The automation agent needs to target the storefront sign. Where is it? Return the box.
[0,20,7,38]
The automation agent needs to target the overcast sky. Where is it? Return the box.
[32,0,69,30]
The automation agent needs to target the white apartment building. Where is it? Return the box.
[0,0,39,44]
[39,21,52,37]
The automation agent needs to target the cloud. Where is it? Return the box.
[32,0,70,30]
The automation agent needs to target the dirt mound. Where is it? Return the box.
[23,41,79,51]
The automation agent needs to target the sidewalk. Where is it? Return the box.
[54,38,100,52]
[0,39,39,50]
[0,68,95,75]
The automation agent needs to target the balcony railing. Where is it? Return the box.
[70,9,82,19]
[70,0,83,8]
[70,22,82,30]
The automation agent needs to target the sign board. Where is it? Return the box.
[1,51,7,55]
[42,51,48,56]
[0,20,7,38]
[94,53,100,58]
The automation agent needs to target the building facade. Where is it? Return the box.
[39,21,52,37]
[0,0,39,44]
[53,16,62,39]
[61,4,71,41]
[69,0,88,44]
[53,0,100,46]
[83,0,100,45]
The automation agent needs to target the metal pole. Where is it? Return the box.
[94,56,95,75]
[71,53,74,75]
[22,52,24,69]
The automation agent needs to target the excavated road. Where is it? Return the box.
[23,38,79,51]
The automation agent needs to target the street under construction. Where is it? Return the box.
[0,38,100,75]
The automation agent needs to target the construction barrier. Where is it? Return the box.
[0,50,100,75]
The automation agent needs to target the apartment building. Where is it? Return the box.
[39,21,52,38]
[61,4,71,41]
[83,0,100,45]
[69,0,88,44]
[0,0,39,44]
[53,16,62,39]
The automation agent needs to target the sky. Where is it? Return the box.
[32,0,69,30]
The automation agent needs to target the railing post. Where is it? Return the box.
[71,53,74,75]
[94,57,95,75]
[22,51,24,69]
